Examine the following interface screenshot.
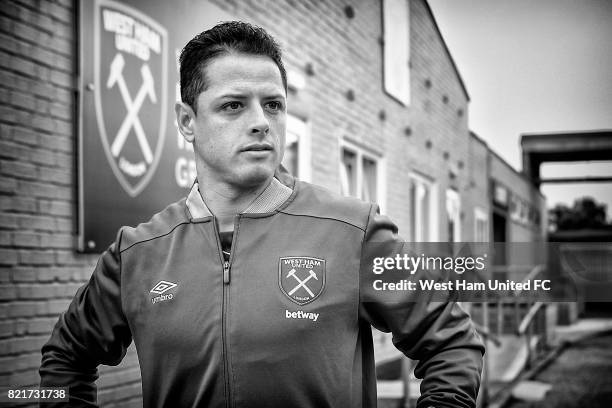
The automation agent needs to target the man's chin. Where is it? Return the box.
[231,166,276,188]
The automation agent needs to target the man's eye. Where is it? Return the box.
[223,102,243,111]
[266,101,282,111]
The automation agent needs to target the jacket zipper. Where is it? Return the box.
[213,216,240,408]
[223,260,230,284]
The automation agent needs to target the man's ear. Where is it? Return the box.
[175,101,196,143]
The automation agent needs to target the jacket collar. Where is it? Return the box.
[186,176,293,220]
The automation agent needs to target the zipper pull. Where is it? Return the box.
[223,261,230,284]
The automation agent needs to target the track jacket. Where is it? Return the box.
[40,172,484,407]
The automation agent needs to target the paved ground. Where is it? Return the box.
[505,330,612,408]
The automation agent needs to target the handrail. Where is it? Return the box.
[517,301,544,335]
[514,264,545,296]
[473,322,502,347]
[475,264,554,406]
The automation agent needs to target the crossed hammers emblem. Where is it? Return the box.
[106,53,156,164]
[286,268,318,297]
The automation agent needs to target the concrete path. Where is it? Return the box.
[553,317,612,343]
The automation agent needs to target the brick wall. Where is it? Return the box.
[1,0,494,406]
[408,0,473,240]
[0,1,142,406]
[0,0,80,389]
[467,132,490,240]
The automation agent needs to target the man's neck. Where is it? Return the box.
[199,177,273,232]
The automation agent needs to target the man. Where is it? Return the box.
[41,21,484,407]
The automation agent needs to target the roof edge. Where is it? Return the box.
[469,130,488,146]
[488,146,544,198]
[520,129,612,145]
[424,0,470,102]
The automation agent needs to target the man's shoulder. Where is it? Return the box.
[118,197,190,253]
[282,180,373,232]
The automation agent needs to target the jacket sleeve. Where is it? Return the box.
[359,206,485,408]
[39,230,132,407]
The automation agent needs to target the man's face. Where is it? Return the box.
[185,52,286,190]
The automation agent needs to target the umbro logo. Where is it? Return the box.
[150,280,177,304]
[150,280,177,294]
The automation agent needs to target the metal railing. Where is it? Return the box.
[376,264,551,407]
[480,264,550,407]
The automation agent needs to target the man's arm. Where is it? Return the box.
[40,231,132,407]
[359,206,485,408]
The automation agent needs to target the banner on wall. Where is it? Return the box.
[78,0,232,252]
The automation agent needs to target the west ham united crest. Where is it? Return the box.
[279,257,326,305]
[94,0,168,197]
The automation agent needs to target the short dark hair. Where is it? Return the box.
[179,21,287,112]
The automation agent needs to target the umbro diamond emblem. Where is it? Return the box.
[150,280,178,304]
[150,280,177,294]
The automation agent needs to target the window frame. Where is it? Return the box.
[474,207,489,242]
[283,113,312,182]
[382,0,411,106]
[446,188,461,242]
[408,172,438,242]
[339,138,386,212]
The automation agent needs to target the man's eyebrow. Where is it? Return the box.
[216,93,249,99]
[214,92,286,100]
[263,93,286,100]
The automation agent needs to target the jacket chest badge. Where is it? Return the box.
[279,257,326,305]
[150,280,178,304]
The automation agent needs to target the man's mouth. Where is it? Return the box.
[241,143,274,152]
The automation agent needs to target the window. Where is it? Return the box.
[382,0,410,105]
[361,157,378,203]
[446,189,461,242]
[474,207,489,242]
[409,173,437,242]
[281,114,311,182]
[493,182,508,208]
[340,149,357,197]
[339,141,383,206]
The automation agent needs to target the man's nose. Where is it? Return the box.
[249,104,270,135]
